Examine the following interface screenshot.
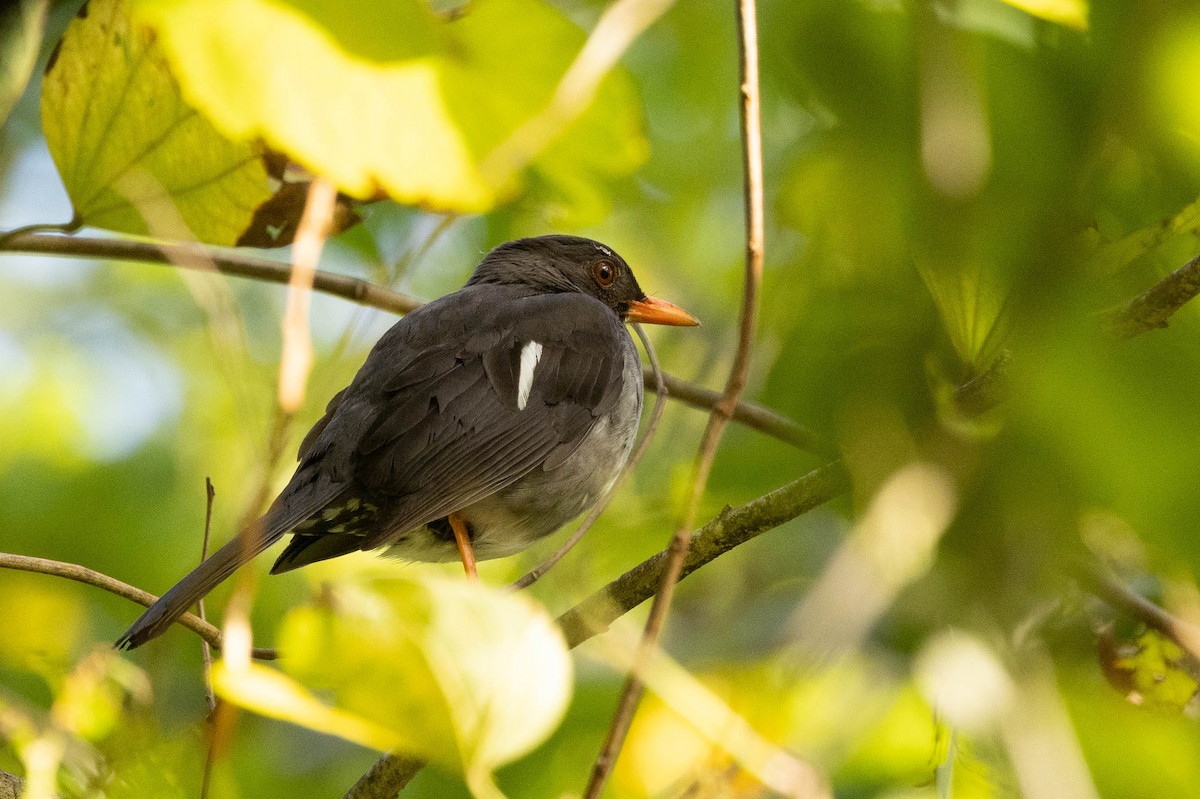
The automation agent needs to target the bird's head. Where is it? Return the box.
[468,235,699,327]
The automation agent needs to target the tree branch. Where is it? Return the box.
[0,770,24,799]
[0,231,820,453]
[345,460,850,799]
[0,553,278,660]
[0,230,422,315]
[557,460,848,648]
[1079,565,1200,661]
[1102,253,1200,340]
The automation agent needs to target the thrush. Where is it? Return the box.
[117,235,698,649]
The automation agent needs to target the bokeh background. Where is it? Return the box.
[4,0,1200,796]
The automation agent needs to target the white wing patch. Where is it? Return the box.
[516,341,543,411]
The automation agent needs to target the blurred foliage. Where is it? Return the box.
[134,0,646,219]
[0,1,48,129]
[4,0,1200,796]
[216,574,572,797]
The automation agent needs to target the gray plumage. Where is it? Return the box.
[116,235,684,650]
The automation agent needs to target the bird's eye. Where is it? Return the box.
[593,259,617,287]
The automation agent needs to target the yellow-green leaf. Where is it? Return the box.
[1110,631,1200,712]
[41,0,271,245]
[211,660,404,752]
[225,575,572,792]
[132,0,647,217]
[918,257,1010,368]
[1001,0,1088,30]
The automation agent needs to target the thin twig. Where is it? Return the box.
[0,231,816,451]
[1080,565,1200,661]
[513,325,668,590]
[0,215,81,247]
[199,479,217,711]
[0,231,422,315]
[647,368,821,452]
[558,462,848,647]
[582,1,765,795]
[1102,253,1200,340]
[346,460,851,799]
[199,479,218,799]
[0,553,277,660]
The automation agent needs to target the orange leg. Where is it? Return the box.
[449,512,478,581]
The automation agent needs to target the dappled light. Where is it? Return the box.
[4,0,1200,796]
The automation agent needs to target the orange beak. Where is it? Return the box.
[626,295,700,327]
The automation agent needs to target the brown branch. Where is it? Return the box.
[582,1,766,795]
[1102,253,1200,340]
[0,553,278,660]
[648,368,821,451]
[0,770,25,799]
[346,460,851,799]
[0,231,818,452]
[1079,565,1200,661]
[0,230,422,315]
[557,460,849,647]
[199,478,217,710]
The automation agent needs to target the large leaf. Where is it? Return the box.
[40,0,272,245]
[215,575,572,797]
[132,0,647,216]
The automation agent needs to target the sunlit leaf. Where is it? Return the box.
[0,0,47,128]
[1000,0,1087,30]
[1150,23,1200,169]
[1101,628,1200,712]
[40,0,271,244]
[50,650,150,742]
[132,0,647,217]
[211,660,404,752]
[918,257,1010,368]
[226,575,572,793]
[0,574,85,677]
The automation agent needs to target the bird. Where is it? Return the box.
[117,235,698,649]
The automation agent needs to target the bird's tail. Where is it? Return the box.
[115,521,280,650]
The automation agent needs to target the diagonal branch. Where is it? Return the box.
[0,231,820,452]
[1079,564,1200,661]
[1102,253,1200,340]
[344,460,851,799]
[0,553,277,660]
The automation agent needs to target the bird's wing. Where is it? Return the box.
[284,289,630,556]
[117,290,630,649]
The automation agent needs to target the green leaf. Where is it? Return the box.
[1106,630,1200,712]
[918,257,1010,368]
[1000,0,1087,30]
[132,0,647,217]
[40,0,271,245]
[0,0,48,128]
[239,575,572,794]
[211,660,405,752]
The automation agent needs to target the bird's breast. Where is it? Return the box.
[459,336,643,559]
